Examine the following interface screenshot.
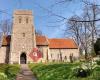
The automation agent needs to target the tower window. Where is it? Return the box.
[23,33,25,37]
[19,17,22,23]
[26,18,28,23]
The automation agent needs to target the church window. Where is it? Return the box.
[51,54,52,58]
[60,53,62,61]
[26,18,28,23]
[64,56,67,60]
[23,33,25,37]
[19,17,22,23]
[57,54,59,59]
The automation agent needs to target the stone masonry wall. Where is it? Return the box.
[0,47,7,63]
[48,48,79,62]
[10,10,36,64]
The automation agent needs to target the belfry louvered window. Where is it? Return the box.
[26,18,28,23]
[23,33,25,37]
[19,17,22,23]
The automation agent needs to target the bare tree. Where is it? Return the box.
[67,1,100,59]
[67,16,88,58]
[0,19,12,35]
[35,29,43,36]
[0,19,12,47]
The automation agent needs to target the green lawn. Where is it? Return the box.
[29,63,100,80]
[0,64,20,80]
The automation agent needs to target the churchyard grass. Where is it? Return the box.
[29,62,100,80]
[0,64,20,80]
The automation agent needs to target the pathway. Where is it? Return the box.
[16,64,37,80]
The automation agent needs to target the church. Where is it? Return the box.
[0,10,79,64]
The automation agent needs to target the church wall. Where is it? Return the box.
[0,47,7,63]
[48,48,79,62]
[37,45,49,62]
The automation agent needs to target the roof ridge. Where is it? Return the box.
[49,38,73,40]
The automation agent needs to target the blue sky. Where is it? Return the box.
[0,0,88,38]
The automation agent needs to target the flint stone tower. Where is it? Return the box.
[10,10,36,64]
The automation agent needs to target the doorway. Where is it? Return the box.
[20,53,26,64]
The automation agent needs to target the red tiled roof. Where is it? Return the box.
[36,35,48,46]
[48,38,78,49]
[2,35,49,46]
[1,35,78,49]
[2,35,11,46]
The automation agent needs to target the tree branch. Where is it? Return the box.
[70,18,100,22]
[34,1,67,20]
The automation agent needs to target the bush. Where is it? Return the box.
[29,63,81,80]
[0,64,8,73]
[0,72,8,80]
[29,62,100,80]
[72,67,91,78]
[90,67,100,80]
[5,65,20,80]
[0,64,20,80]
[94,38,100,55]
[96,60,100,65]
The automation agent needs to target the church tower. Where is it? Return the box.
[10,10,36,64]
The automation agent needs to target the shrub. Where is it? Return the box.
[5,64,20,80]
[96,60,100,65]
[72,67,91,78]
[0,64,20,80]
[0,64,8,73]
[29,63,81,80]
[0,72,8,80]
[29,63,100,80]
[94,38,100,55]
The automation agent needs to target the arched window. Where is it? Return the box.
[26,18,28,23]
[51,54,52,58]
[60,53,62,61]
[57,54,59,59]
[22,33,25,37]
[19,17,22,23]
[64,56,67,60]
[69,53,73,63]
